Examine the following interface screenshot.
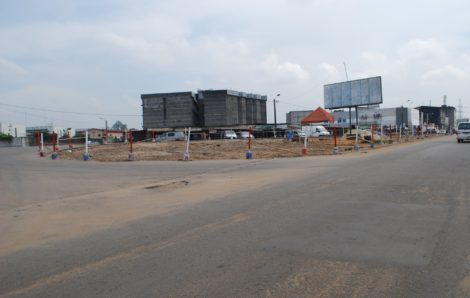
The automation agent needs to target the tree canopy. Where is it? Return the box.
[111,121,127,131]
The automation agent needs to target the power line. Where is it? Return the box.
[0,106,97,124]
[0,102,142,117]
[276,100,311,110]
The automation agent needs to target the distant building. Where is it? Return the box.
[75,128,125,142]
[287,106,425,128]
[417,105,456,131]
[331,107,413,127]
[141,89,267,129]
[286,111,311,126]
[26,124,71,137]
[0,122,26,137]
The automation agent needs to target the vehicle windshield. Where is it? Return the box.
[458,123,470,130]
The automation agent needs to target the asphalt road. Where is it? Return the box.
[1,136,470,297]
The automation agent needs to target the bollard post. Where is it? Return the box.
[370,124,375,148]
[381,125,384,145]
[183,127,191,160]
[128,129,135,161]
[37,131,41,156]
[51,132,59,160]
[52,132,56,152]
[130,129,133,153]
[354,125,360,151]
[246,127,253,159]
[40,133,44,157]
[83,131,90,161]
[334,126,337,147]
[332,126,339,155]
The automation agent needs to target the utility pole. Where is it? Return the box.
[100,117,108,144]
[458,98,463,121]
[105,119,108,143]
[273,94,280,138]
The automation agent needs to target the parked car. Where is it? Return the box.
[156,131,185,141]
[236,131,255,139]
[223,130,237,139]
[457,122,470,143]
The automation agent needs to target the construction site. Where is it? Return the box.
[55,128,435,162]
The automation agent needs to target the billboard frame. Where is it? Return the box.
[324,76,383,110]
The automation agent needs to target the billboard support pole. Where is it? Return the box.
[349,107,352,132]
[354,105,360,150]
[355,106,359,128]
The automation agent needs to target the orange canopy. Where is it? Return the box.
[301,107,335,125]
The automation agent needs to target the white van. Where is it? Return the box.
[302,125,330,137]
[457,122,470,143]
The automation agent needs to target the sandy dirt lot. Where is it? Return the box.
[59,137,371,162]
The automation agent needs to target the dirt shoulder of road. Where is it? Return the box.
[58,136,442,162]
[58,135,447,162]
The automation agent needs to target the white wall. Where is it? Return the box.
[0,122,26,137]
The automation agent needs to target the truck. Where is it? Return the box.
[302,125,330,137]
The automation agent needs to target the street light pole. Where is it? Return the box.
[400,99,411,132]
[274,100,277,128]
[401,105,404,131]
[99,117,108,144]
[273,93,280,138]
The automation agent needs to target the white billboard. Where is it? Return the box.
[324,76,383,109]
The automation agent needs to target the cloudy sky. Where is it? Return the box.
[0,0,469,129]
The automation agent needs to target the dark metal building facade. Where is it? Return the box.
[141,90,267,129]
[142,92,200,129]
[417,105,456,130]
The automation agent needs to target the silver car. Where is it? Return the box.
[457,122,470,143]
[156,131,185,141]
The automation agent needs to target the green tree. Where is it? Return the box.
[111,121,127,131]
[0,133,13,142]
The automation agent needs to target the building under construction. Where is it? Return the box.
[141,90,267,129]
[417,105,456,131]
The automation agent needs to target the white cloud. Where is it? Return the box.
[461,53,470,63]
[421,64,468,83]
[1,0,470,125]
[262,55,309,81]
[0,58,27,79]
[319,63,341,82]
[398,38,444,62]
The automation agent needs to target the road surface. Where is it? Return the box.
[1,136,470,297]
